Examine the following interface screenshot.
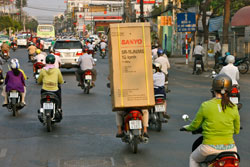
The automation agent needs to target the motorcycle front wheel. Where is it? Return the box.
[238,62,249,74]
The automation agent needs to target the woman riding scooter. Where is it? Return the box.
[37,54,64,109]
[180,74,240,167]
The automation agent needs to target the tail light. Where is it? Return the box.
[102,49,105,51]
[4,51,7,53]
[234,160,239,166]
[156,98,164,104]
[76,52,83,56]
[46,95,51,102]
[54,52,60,56]
[85,71,92,75]
[132,112,139,120]
[218,161,225,166]
[231,87,238,94]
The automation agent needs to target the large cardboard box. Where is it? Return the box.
[109,23,155,110]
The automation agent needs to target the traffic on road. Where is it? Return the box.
[0,1,250,167]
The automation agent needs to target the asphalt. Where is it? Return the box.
[0,49,249,167]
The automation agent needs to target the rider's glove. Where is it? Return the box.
[180,125,189,131]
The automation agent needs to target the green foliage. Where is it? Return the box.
[15,0,27,8]
[231,0,250,15]
[182,0,250,16]
[25,18,38,32]
[150,4,162,18]
[0,16,22,32]
[96,26,104,32]
[86,24,91,32]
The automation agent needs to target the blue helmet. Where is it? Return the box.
[225,52,231,56]
[157,49,164,55]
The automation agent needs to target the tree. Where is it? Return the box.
[222,0,231,54]
[86,24,91,32]
[0,16,22,32]
[25,18,38,32]
[15,0,27,9]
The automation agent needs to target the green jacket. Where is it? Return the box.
[186,98,240,145]
[37,68,63,91]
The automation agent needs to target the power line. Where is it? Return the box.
[25,6,65,12]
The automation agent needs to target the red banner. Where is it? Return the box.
[137,0,155,4]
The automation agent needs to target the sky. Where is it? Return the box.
[23,0,66,24]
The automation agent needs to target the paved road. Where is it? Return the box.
[0,49,249,167]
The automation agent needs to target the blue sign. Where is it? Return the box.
[177,13,196,32]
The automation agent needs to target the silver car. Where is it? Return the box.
[51,39,83,69]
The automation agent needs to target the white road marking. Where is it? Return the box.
[0,148,7,158]
[110,157,115,166]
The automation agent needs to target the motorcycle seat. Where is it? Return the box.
[155,94,165,98]
[41,92,60,104]
[202,151,239,163]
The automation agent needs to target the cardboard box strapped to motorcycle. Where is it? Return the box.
[108,23,155,110]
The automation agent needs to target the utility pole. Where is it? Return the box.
[125,0,131,22]
[222,0,231,56]
[140,0,144,22]
[21,0,26,31]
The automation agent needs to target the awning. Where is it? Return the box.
[231,6,250,27]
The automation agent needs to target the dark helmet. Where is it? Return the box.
[46,54,55,64]
[157,49,164,55]
[212,74,232,94]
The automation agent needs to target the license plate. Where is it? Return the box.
[129,120,142,129]
[85,75,92,80]
[35,74,39,79]
[155,105,166,112]
[196,64,201,68]
[63,53,71,57]
[43,103,54,110]
[10,92,18,98]
[230,97,238,104]
[37,69,41,73]
[4,53,7,56]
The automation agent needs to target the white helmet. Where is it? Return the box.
[10,59,20,69]
[226,55,235,64]
[153,62,162,70]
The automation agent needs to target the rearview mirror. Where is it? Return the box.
[182,114,189,121]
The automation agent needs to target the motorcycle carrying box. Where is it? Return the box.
[108,23,155,111]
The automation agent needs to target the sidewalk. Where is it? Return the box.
[169,56,215,77]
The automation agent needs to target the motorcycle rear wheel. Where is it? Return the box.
[12,105,17,117]
[238,62,249,74]
[155,117,162,132]
[46,116,52,132]
[131,139,138,154]
[85,82,90,94]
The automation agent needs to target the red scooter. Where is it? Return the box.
[33,62,45,82]
[181,114,240,167]
[80,70,93,94]
[121,109,148,154]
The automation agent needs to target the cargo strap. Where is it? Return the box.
[142,23,150,105]
[117,24,124,106]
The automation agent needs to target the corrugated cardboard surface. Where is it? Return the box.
[109,23,155,110]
